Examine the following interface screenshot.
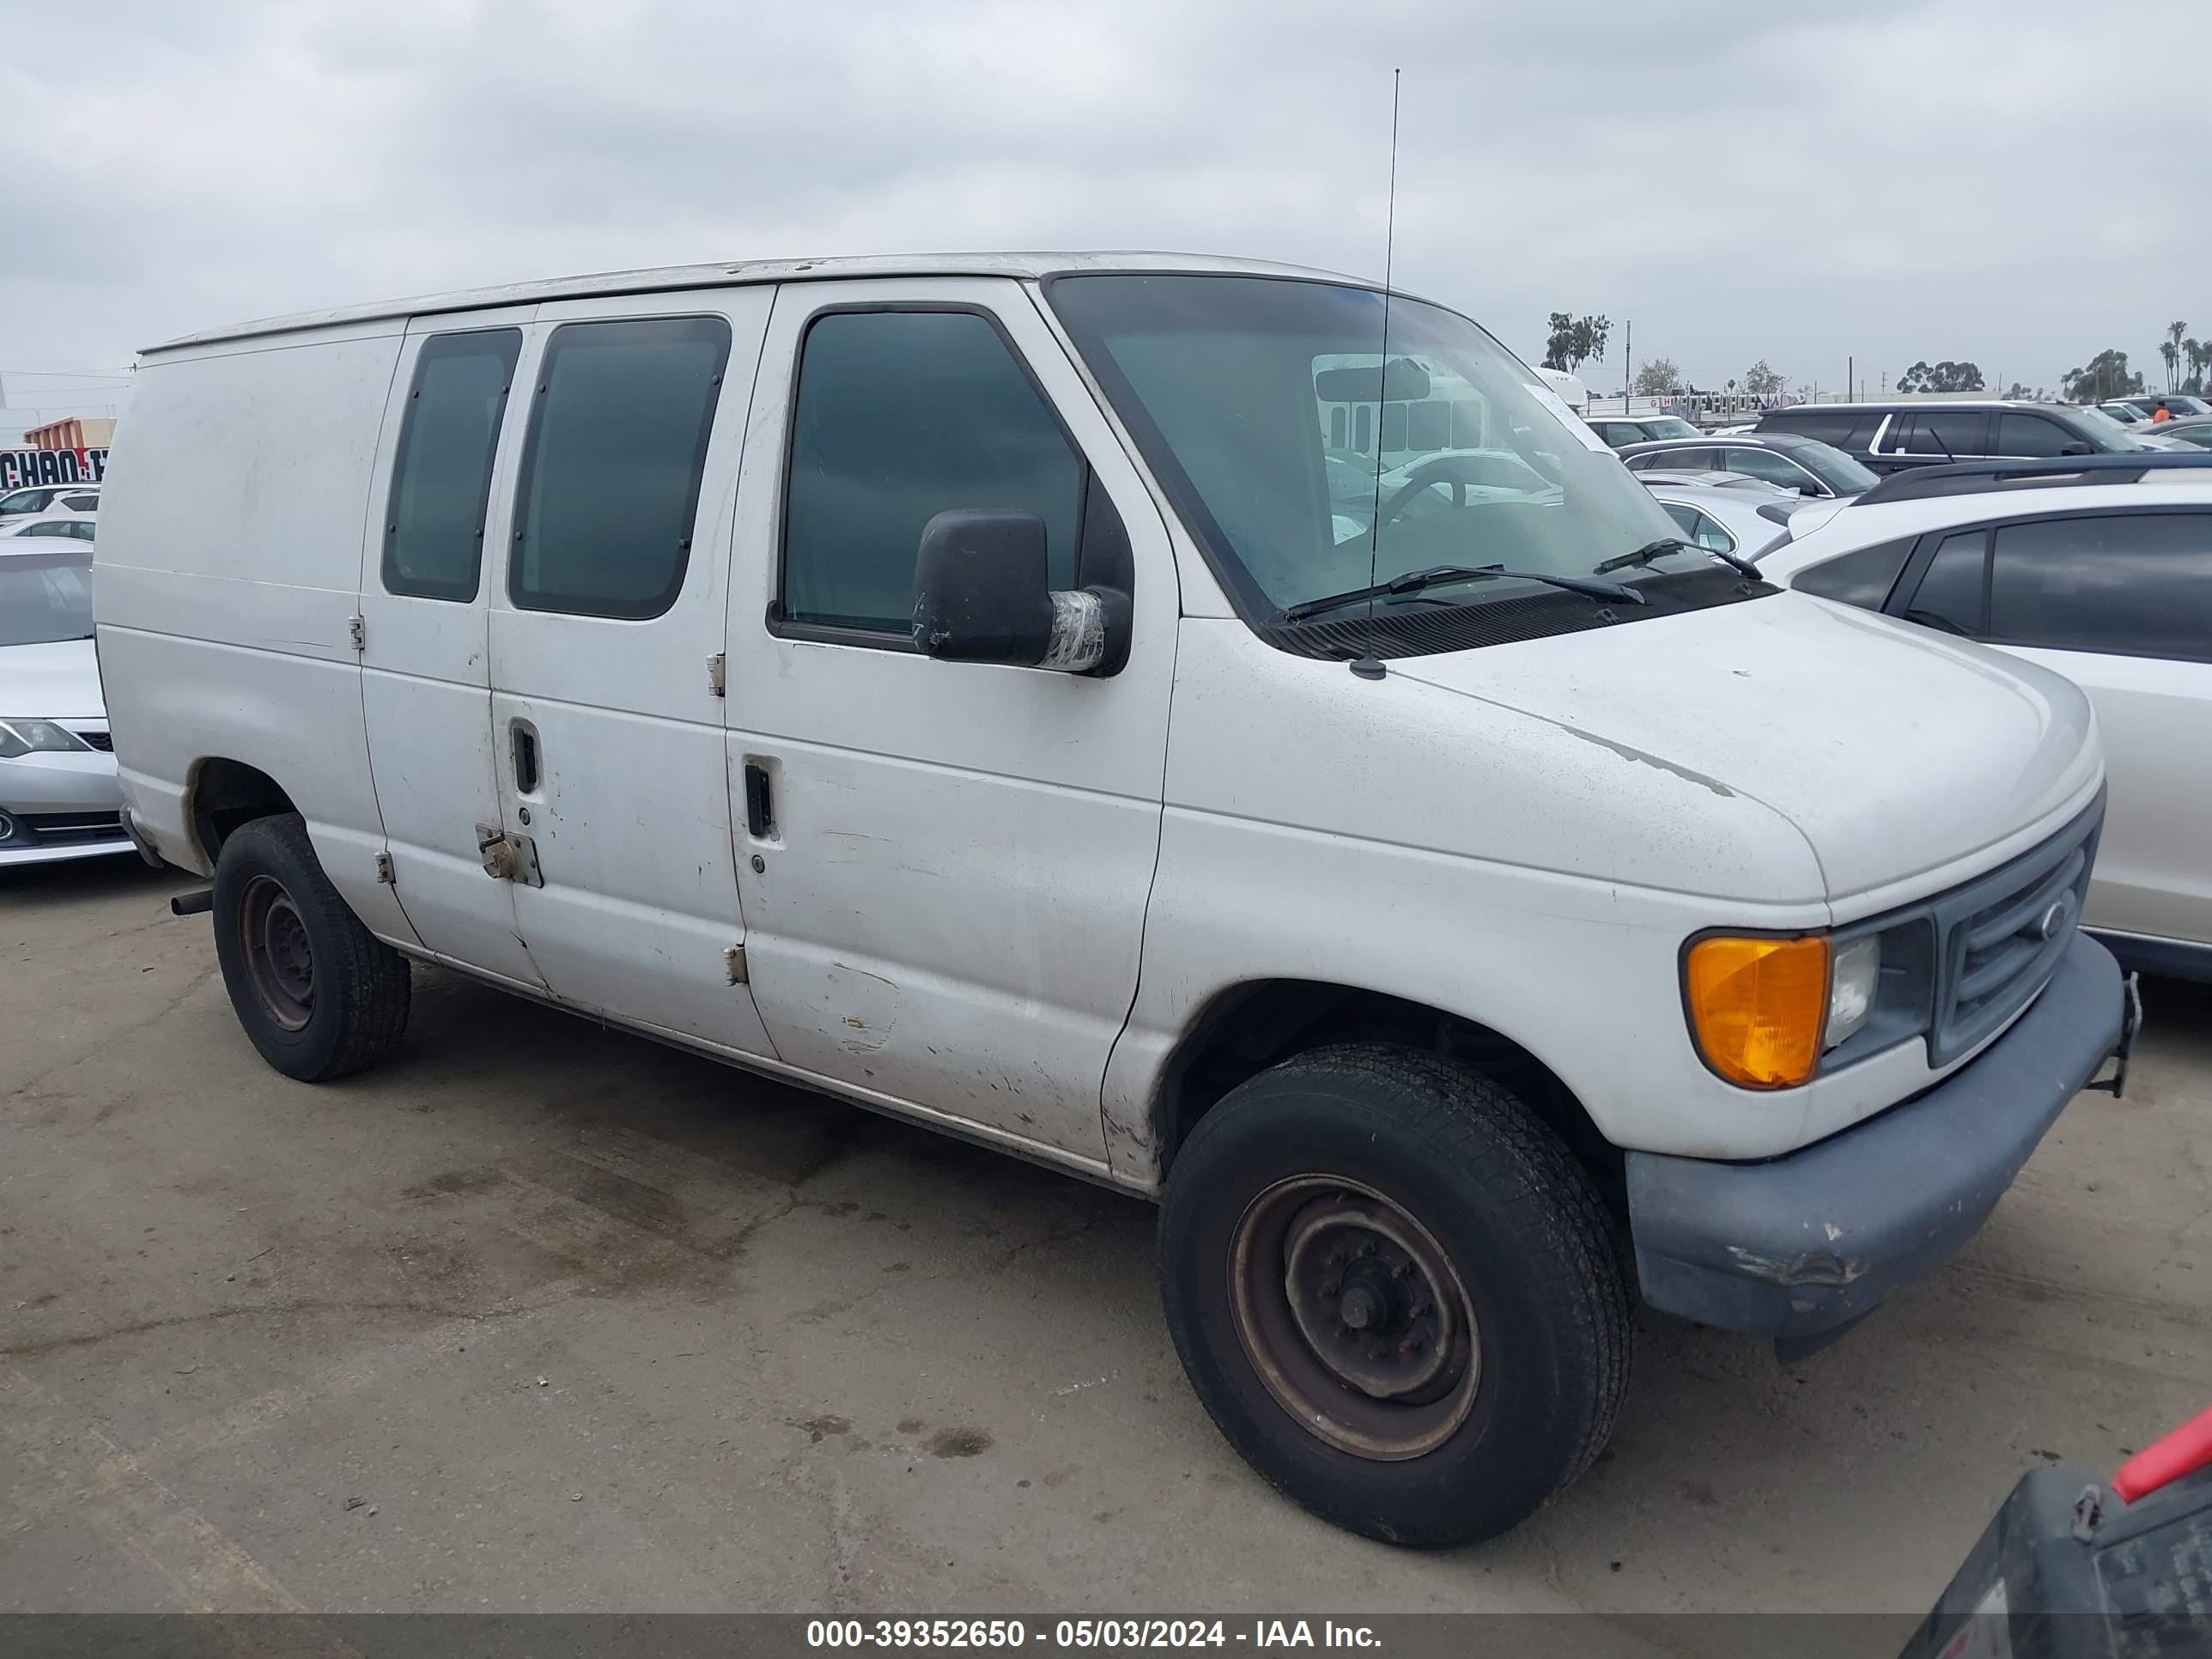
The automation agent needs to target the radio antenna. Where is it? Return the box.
[1350,68,1401,683]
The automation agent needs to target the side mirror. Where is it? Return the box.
[911,509,1127,674]
[1798,481,1823,497]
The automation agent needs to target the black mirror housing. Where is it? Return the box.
[913,509,1055,665]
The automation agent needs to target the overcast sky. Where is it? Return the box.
[5,0,2209,428]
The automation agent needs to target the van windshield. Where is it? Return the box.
[1048,274,1688,625]
[0,549,94,647]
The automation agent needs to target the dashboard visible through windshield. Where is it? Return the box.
[1046,274,1698,639]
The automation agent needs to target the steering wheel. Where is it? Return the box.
[1374,453,1515,527]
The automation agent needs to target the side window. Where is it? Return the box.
[1990,514,2212,661]
[1660,447,1720,471]
[1329,407,1348,449]
[1793,537,1914,611]
[1840,413,1886,451]
[383,328,523,602]
[0,489,43,514]
[1407,399,1452,451]
[1996,413,2078,459]
[781,309,1084,637]
[1661,502,1732,552]
[1724,447,1811,489]
[1904,529,1988,635]
[1904,410,1989,458]
[58,494,99,512]
[513,316,731,619]
[1765,411,1854,446]
[1354,405,1373,453]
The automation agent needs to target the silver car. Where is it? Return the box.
[1632,472,1802,560]
[0,541,131,865]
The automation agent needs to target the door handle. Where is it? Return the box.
[512,721,540,794]
[744,763,774,839]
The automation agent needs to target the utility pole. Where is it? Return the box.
[1624,319,1632,410]
[1847,356,1852,406]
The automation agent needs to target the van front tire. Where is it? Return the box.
[1158,1043,1631,1548]
[211,813,410,1081]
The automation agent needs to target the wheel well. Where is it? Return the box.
[189,758,295,864]
[1157,981,1622,1204]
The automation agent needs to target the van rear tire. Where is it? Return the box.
[1158,1043,1632,1548]
[211,813,410,1081]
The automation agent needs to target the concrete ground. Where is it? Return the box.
[3,856,2208,1616]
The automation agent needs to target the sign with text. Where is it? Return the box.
[2,447,108,491]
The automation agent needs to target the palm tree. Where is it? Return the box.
[2186,339,2208,396]
[2166,321,2189,391]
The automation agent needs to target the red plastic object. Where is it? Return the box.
[2113,1404,2212,1504]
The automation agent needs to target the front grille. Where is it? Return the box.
[11,811,126,848]
[1926,795,2103,1066]
[73,730,112,751]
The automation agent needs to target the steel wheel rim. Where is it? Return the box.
[1228,1175,1481,1462]
[240,874,314,1031]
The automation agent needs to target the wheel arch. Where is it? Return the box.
[1149,978,1620,1202]
[187,757,297,866]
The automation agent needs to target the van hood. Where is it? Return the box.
[0,637,104,720]
[1387,591,2098,901]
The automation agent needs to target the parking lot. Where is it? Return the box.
[3,854,2209,1615]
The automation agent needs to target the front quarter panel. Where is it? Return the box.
[1101,619,1838,1182]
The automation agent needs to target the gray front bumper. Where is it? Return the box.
[1626,933,2124,1345]
[1,748,131,865]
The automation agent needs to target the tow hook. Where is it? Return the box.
[2084,972,2142,1098]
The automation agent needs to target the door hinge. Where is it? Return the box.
[348,614,367,652]
[723,944,748,985]
[475,823,544,887]
[374,851,396,885]
[707,652,726,697]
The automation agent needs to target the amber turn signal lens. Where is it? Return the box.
[1683,934,1832,1090]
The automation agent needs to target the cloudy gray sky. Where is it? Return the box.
[5,0,2209,429]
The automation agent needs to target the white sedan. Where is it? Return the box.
[1758,457,2212,980]
[1,540,131,865]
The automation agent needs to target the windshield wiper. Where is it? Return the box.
[1281,562,1646,623]
[1594,537,1760,580]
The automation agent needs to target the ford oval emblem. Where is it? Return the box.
[2036,897,2073,942]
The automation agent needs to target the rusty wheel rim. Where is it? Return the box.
[240,874,314,1032]
[1228,1176,1480,1462]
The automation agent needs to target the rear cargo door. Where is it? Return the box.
[358,310,544,988]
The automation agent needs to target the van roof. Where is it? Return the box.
[143,251,1381,354]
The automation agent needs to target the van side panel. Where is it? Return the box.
[94,328,418,945]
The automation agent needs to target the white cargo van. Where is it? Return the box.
[97,253,2130,1548]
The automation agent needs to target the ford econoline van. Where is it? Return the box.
[95,253,2130,1547]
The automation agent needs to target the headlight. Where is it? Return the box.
[0,718,93,760]
[1683,934,1831,1090]
[1825,934,1881,1051]
[1684,930,1899,1089]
